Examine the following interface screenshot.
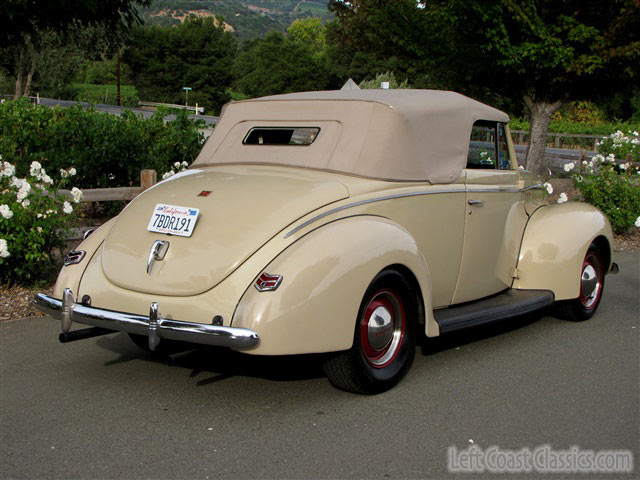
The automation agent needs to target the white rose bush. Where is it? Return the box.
[560,130,640,234]
[161,161,190,180]
[1,156,82,284]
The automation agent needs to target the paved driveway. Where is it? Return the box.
[1,250,638,479]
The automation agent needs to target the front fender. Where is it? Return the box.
[53,218,117,299]
[513,203,613,300]
[232,216,435,355]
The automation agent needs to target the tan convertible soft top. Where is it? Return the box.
[192,89,509,183]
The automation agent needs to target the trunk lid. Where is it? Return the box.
[101,166,349,296]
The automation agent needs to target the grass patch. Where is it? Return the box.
[72,83,139,107]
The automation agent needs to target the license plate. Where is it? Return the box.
[147,204,200,237]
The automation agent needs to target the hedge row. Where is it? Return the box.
[0,98,206,188]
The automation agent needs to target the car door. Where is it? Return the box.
[451,121,529,304]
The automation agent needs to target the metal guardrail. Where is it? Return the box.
[138,101,204,114]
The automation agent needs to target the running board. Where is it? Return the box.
[434,289,555,334]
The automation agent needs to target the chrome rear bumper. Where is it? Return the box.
[34,288,260,351]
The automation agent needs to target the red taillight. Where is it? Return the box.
[254,273,283,292]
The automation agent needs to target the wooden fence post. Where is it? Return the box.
[140,169,157,191]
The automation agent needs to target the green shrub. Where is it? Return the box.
[565,130,640,234]
[509,117,640,137]
[0,99,205,189]
[1,157,83,286]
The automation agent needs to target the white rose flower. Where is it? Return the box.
[37,227,43,233]
[518,165,525,170]
[181,161,189,168]
[10,176,22,188]
[46,209,55,215]
[21,199,30,208]
[544,182,553,194]
[0,238,9,258]
[60,169,69,178]
[41,174,53,185]
[70,187,83,204]
[162,170,175,180]
[68,168,77,176]
[620,163,629,171]
[0,204,13,219]
[37,213,43,218]
[557,193,568,204]
[635,216,640,228]
[62,201,73,214]
[563,162,575,172]
[1,161,15,177]
[173,162,181,169]
[29,161,42,177]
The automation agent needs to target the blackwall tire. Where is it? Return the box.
[556,243,605,322]
[323,269,417,394]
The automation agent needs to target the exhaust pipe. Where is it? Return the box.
[59,327,116,344]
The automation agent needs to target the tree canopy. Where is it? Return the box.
[231,20,331,99]
[0,0,150,45]
[327,0,640,172]
[123,17,237,114]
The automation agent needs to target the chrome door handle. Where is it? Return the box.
[468,199,485,206]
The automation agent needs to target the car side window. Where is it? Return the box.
[496,123,511,170]
[467,121,497,169]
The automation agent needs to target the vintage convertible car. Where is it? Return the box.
[36,89,618,394]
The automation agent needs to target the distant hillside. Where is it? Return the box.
[140,0,333,42]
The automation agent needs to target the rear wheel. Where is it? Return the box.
[323,269,417,394]
[557,244,605,321]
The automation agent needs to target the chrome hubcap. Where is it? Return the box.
[361,290,406,368]
[580,255,602,309]
[367,305,394,351]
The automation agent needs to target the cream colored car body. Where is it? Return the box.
[47,90,613,356]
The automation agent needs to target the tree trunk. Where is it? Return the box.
[13,48,25,98]
[23,56,37,97]
[524,96,563,175]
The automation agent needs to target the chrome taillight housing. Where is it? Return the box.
[64,250,86,266]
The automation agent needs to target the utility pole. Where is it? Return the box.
[116,49,121,106]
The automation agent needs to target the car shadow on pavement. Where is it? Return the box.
[91,308,551,387]
[94,332,328,385]
[419,308,550,356]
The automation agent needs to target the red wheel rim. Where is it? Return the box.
[360,289,406,368]
[579,250,603,310]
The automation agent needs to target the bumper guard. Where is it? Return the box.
[34,288,260,351]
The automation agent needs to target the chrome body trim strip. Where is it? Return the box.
[285,183,543,238]
[285,188,466,238]
[34,292,260,350]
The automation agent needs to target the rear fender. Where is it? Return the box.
[53,218,117,298]
[513,203,613,300]
[232,216,435,355]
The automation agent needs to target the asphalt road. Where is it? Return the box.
[2,250,638,480]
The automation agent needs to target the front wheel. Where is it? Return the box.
[323,269,417,394]
[556,244,605,321]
